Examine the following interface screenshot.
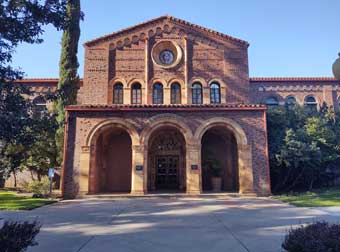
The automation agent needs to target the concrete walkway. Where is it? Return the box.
[1,196,339,252]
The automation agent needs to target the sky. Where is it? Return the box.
[11,0,340,78]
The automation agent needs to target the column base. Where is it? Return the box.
[130,190,146,195]
[186,190,201,195]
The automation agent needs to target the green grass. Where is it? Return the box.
[0,191,57,210]
[274,187,340,207]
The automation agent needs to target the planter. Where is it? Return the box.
[211,177,222,192]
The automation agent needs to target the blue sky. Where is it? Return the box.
[11,0,340,78]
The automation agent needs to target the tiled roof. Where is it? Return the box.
[250,77,337,82]
[14,78,59,83]
[66,103,266,111]
[84,15,249,46]
[13,78,84,84]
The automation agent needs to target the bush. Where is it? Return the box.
[26,177,51,198]
[0,220,41,252]
[282,222,340,252]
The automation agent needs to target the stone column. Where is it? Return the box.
[238,144,255,194]
[131,145,146,194]
[123,87,131,105]
[203,87,210,104]
[186,143,202,194]
[79,146,90,195]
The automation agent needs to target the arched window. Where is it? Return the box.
[33,96,47,116]
[304,96,317,110]
[210,82,221,104]
[170,82,181,104]
[113,83,123,104]
[286,96,296,108]
[131,83,142,104]
[192,82,202,104]
[153,83,163,104]
[265,96,279,109]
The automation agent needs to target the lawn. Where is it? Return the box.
[0,191,57,210]
[274,187,340,207]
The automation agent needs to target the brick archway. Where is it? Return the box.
[78,119,141,195]
[194,118,254,194]
[140,114,199,193]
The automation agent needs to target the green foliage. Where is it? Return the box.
[282,222,340,252]
[202,150,223,177]
[0,220,41,252]
[0,0,66,83]
[22,111,59,178]
[268,105,340,192]
[274,187,340,207]
[55,0,82,164]
[0,191,56,210]
[0,0,67,183]
[26,177,52,198]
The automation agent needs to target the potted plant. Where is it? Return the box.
[203,151,223,192]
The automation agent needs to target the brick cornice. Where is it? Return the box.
[65,104,266,112]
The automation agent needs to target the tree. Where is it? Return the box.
[267,105,340,192]
[55,0,82,164]
[0,0,67,183]
[22,111,59,181]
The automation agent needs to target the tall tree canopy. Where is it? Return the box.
[55,0,81,164]
[0,0,67,184]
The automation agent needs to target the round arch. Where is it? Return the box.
[194,117,248,146]
[140,114,193,147]
[167,78,185,88]
[208,78,226,89]
[86,119,140,147]
[110,78,128,88]
[85,119,140,194]
[194,117,253,193]
[127,78,146,89]
[189,77,207,87]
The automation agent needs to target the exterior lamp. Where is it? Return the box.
[333,53,340,80]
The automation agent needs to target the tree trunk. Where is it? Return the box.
[13,171,17,188]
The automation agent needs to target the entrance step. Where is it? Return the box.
[78,192,258,199]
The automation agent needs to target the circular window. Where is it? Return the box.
[159,50,174,65]
[151,41,182,68]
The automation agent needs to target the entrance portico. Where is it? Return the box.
[62,106,269,198]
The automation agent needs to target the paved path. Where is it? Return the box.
[1,196,339,252]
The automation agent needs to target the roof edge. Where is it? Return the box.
[250,77,338,82]
[84,15,249,47]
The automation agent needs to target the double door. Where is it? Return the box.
[156,155,179,190]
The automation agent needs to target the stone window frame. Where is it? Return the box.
[113,82,124,104]
[304,95,318,109]
[131,82,142,104]
[170,82,181,104]
[209,82,221,104]
[264,96,279,108]
[192,82,203,104]
[153,82,164,104]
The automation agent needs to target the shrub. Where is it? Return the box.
[282,221,340,252]
[0,220,41,252]
[26,177,51,198]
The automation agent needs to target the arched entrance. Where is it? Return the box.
[147,126,186,191]
[201,126,239,192]
[91,127,132,193]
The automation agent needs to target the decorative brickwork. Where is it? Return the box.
[14,16,340,197]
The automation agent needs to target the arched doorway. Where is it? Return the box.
[147,127,186,191]
[201,126,239,192]
[92,127,132,193]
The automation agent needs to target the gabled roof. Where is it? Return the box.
[84,15,249,47]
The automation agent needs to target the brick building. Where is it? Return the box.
[17,16,339,198]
